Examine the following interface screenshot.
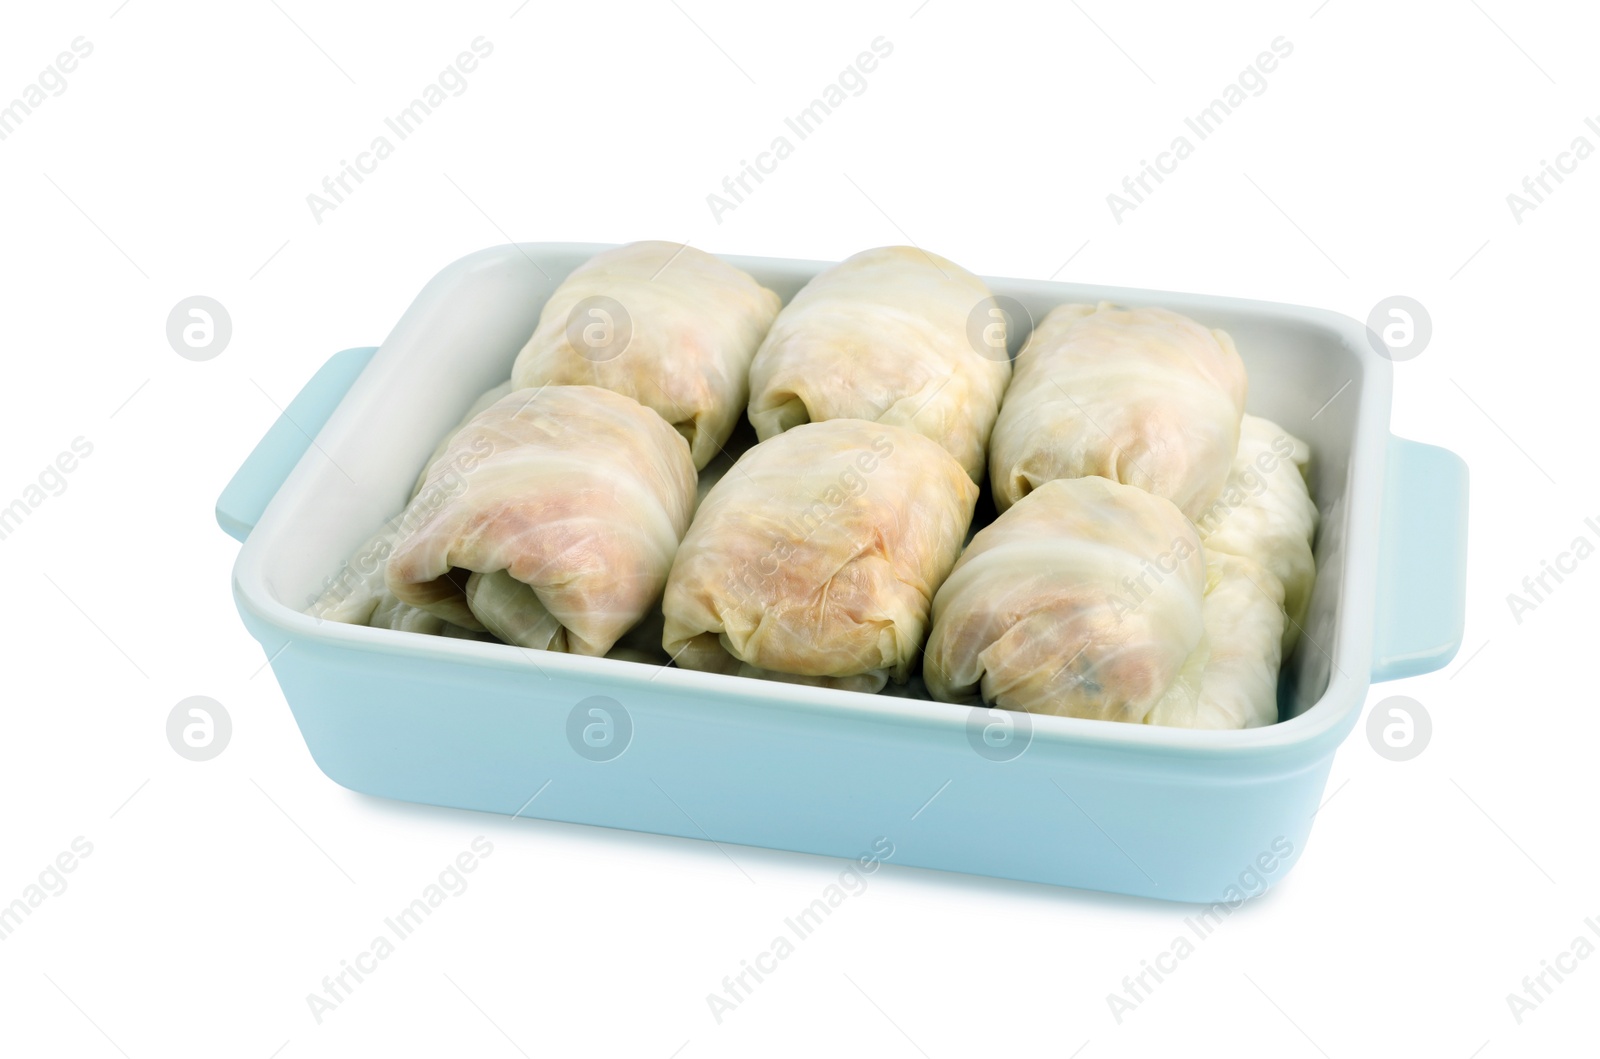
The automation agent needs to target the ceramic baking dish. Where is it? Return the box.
[218,243,1468,903]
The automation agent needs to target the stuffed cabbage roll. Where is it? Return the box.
[1148,415,1319,729]
[510,241,781,469]
[386,385,697,656]
[463,568,671,661]
[370,592,494,641]
[462,568,565,649]
[988,302,1247,520]
[306,521,403,626]
[1145,553,1283,729]
[305,521,490,640]
[1193,414,1318,645]
[662,419,978,691]
[746,246,1012,483]
[601,608,672,666]
[410,380,514,500]
[923,476,1206,722]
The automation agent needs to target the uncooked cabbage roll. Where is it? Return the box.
[1148,415,1319,729]
[461,568,565,649]
[386,385,697,656]
[1194,414,1318,644]
[307,522,403,625]
[923,476,1205,722]
[662,419,978,691]
[601,608,672,666]
[746,246,1012,483]
[1146,553,1284,729]
[462,569,671,660]
[370,593,495,641]
[988,302,1247,520]
[410,380,514,500]
[510,241,781,469]
[305,521,491,640]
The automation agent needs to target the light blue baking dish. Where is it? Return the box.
[218,243,1468,903]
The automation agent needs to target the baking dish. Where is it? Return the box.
[218,243,1468,903]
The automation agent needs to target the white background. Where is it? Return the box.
[1,1,1595,1056]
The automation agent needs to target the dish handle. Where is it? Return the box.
[1370,435,1470,681]
[215,347,379,543]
